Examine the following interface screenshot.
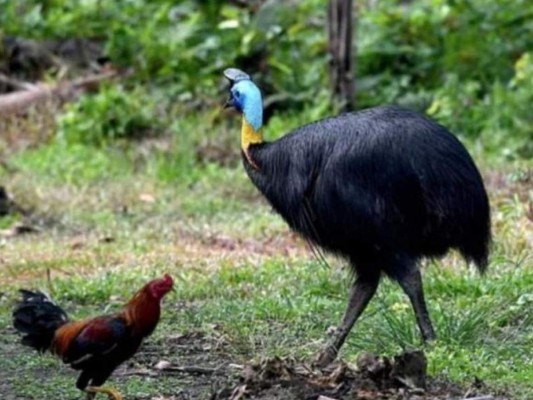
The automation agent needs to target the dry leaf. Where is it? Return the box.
[154,360,172,370]
[70,236,85,250]
[230,384,247,400]
[139,193,156,203]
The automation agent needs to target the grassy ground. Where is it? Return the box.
[0,112,532,399]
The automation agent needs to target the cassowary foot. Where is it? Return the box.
[85,386,123,400]
[422,331,437,345]
[424,331,437,342]
[313,344,338,368]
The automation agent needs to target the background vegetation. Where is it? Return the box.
[0,0,531,399]
[2,0,532,158]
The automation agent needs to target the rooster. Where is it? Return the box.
[12,274,174,400]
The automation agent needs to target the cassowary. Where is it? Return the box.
[223,68,491,366]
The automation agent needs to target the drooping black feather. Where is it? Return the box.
[61,317,139,390]
[244,106,491,275]
[12,289,69,352]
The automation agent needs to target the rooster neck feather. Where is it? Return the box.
[124,290,161,336]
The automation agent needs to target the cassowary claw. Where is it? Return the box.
[313,345,339,368]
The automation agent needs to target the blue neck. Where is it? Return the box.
[233,79,263,132]
[243,101,263,132]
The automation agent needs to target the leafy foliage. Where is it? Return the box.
[357,0,533,160]
[56,85,160,145]
[428,53,533,160]
[1,0,533,159]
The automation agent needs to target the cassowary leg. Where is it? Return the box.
[314,273,380,367]
[395,266,436,342]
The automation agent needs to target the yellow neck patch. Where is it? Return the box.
[241,118,263,151]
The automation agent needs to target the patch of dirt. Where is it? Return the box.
[122,342,431,400]
[211,351,509,400]
[118,330,241,400]
[1,324,512,400]
[118,334,511,400]
[185,230,307,259]
[484,169,532,208]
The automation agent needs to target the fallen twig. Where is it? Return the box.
[162,365,223,375]
[117,369,158,378]
[118,364,224,377]
[0,73,39,91]
[0,69,124,116]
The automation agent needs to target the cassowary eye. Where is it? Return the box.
[234,90,240,98]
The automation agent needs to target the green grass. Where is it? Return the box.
[0,113,532,399]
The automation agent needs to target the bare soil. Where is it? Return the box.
[1,322,510,400]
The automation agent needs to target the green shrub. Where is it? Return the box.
[57,85,160,146]
[428,52,533,160]
[357,0,533,105]
[3,0,533,160]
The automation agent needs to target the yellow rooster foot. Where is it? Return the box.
[85,386,123,400]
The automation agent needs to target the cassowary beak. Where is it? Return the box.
[224,94,235,109]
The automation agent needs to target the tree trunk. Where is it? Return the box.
[327,0,355,112]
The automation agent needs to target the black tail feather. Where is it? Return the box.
[12,289,69,352]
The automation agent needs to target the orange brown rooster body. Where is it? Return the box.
[12,274,174,400]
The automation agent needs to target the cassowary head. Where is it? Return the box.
[224,68,263,132]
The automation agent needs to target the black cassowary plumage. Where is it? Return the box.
[245,107,490,270]
[224,69,491,366]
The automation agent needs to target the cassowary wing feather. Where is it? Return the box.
[244,106,491,273]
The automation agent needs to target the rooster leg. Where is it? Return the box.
[84,386,123,400]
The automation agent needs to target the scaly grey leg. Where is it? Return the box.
[395,267,436,342]
[314,273,380,367]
